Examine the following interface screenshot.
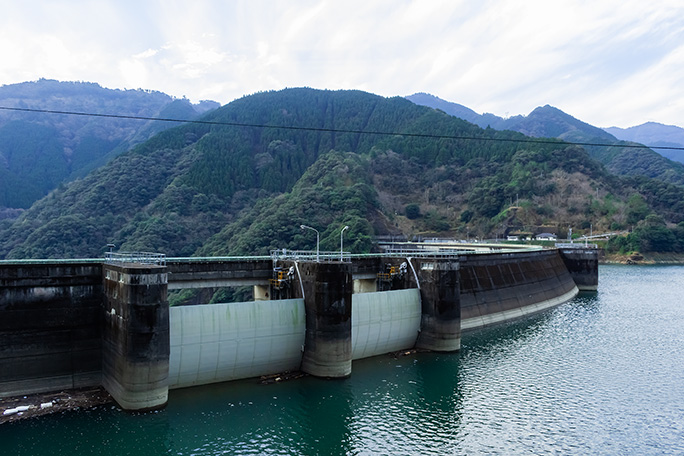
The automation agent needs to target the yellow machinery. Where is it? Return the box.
[270,266,294,299]
[377,265,397,282]
[377,263,407,291]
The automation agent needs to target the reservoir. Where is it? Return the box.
[2,265,683,455]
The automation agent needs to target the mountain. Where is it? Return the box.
[0,79,219,212]
[605,122,684,164]
[404,93,482,124]
[405,94,612,141]
[406,94,684,186]
[497,105,615,143]
[1,88,683,260]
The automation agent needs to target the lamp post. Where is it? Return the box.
[340,225,349,261]
[300,224,319,262]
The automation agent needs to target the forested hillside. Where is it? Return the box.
[0,79,219,212]
[1,87,683,260]
[407,93,684,187]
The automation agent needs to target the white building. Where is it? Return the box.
[536,232,557,241]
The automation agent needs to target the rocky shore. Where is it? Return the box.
[0,387,113,425]
[601,252,684,265]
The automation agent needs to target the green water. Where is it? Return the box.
[2,265,683,455]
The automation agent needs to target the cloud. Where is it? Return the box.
[2,0,684,127]
[134,49,160,59]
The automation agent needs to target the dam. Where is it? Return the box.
[0,243,597,411]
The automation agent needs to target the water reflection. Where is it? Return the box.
[294,377,354,455]
[165,378,354,455]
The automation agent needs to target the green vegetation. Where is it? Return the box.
[197,151,376,256]
[405,204,421,219]
[607,217,684,254]
[1,87,683,260]
[0,79,217,210]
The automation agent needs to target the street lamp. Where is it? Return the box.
[300,224,319,262]
[340,225,349,261]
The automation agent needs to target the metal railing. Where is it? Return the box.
[377,241,545,253]
[3,242,577,267]
[165,255,271,263]
[379,248,462,258]
[379,245,545,256]
[104,251,166,266]
[555,243,598,249]
[0,258,104,265]
[270,249,352,263]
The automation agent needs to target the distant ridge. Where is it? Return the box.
[605,122,684,164]
[407,93,616,141]
[406,93,684,185]
[404,93,482,124]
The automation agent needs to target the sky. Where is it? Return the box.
[1,0,683,128]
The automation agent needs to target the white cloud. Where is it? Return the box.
[134,49,160,59]
[2,0,684,127]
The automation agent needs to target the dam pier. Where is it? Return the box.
[0,244,597,411]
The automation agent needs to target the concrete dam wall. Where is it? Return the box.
[557,246,599,291]
[167,289,422,389]
[0,262,103,398]
[351,289,421,360]
[0,246,597,409]
[458,249,579,331]
[168,299,305,389]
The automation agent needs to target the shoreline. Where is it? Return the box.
[0,387,113,425]
[600,252,684,265]
[1,370,304,424]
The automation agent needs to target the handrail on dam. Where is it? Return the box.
[376,249,461,258]
[104,251,166,266]
[0,242,566,266]
[0,258,105,265]
[271,249,352,263]
[555,242,599,249]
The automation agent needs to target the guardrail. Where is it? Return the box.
[379,248,462,258]
[555,243,598,249]
[0,258,105,265]
[270,249,352,263]
[378,242,544,253]
[0,243,564,266]
[104,252,166,266]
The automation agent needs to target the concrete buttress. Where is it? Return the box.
[294,261,353,378]
[102,263,169,411]
[412,259,461,352]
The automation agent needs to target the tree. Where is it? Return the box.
[405,203,421,219]
[626,194,651,225]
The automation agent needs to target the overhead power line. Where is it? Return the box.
[1,105,683,152]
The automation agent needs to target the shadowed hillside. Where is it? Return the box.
[0,79,219,211]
